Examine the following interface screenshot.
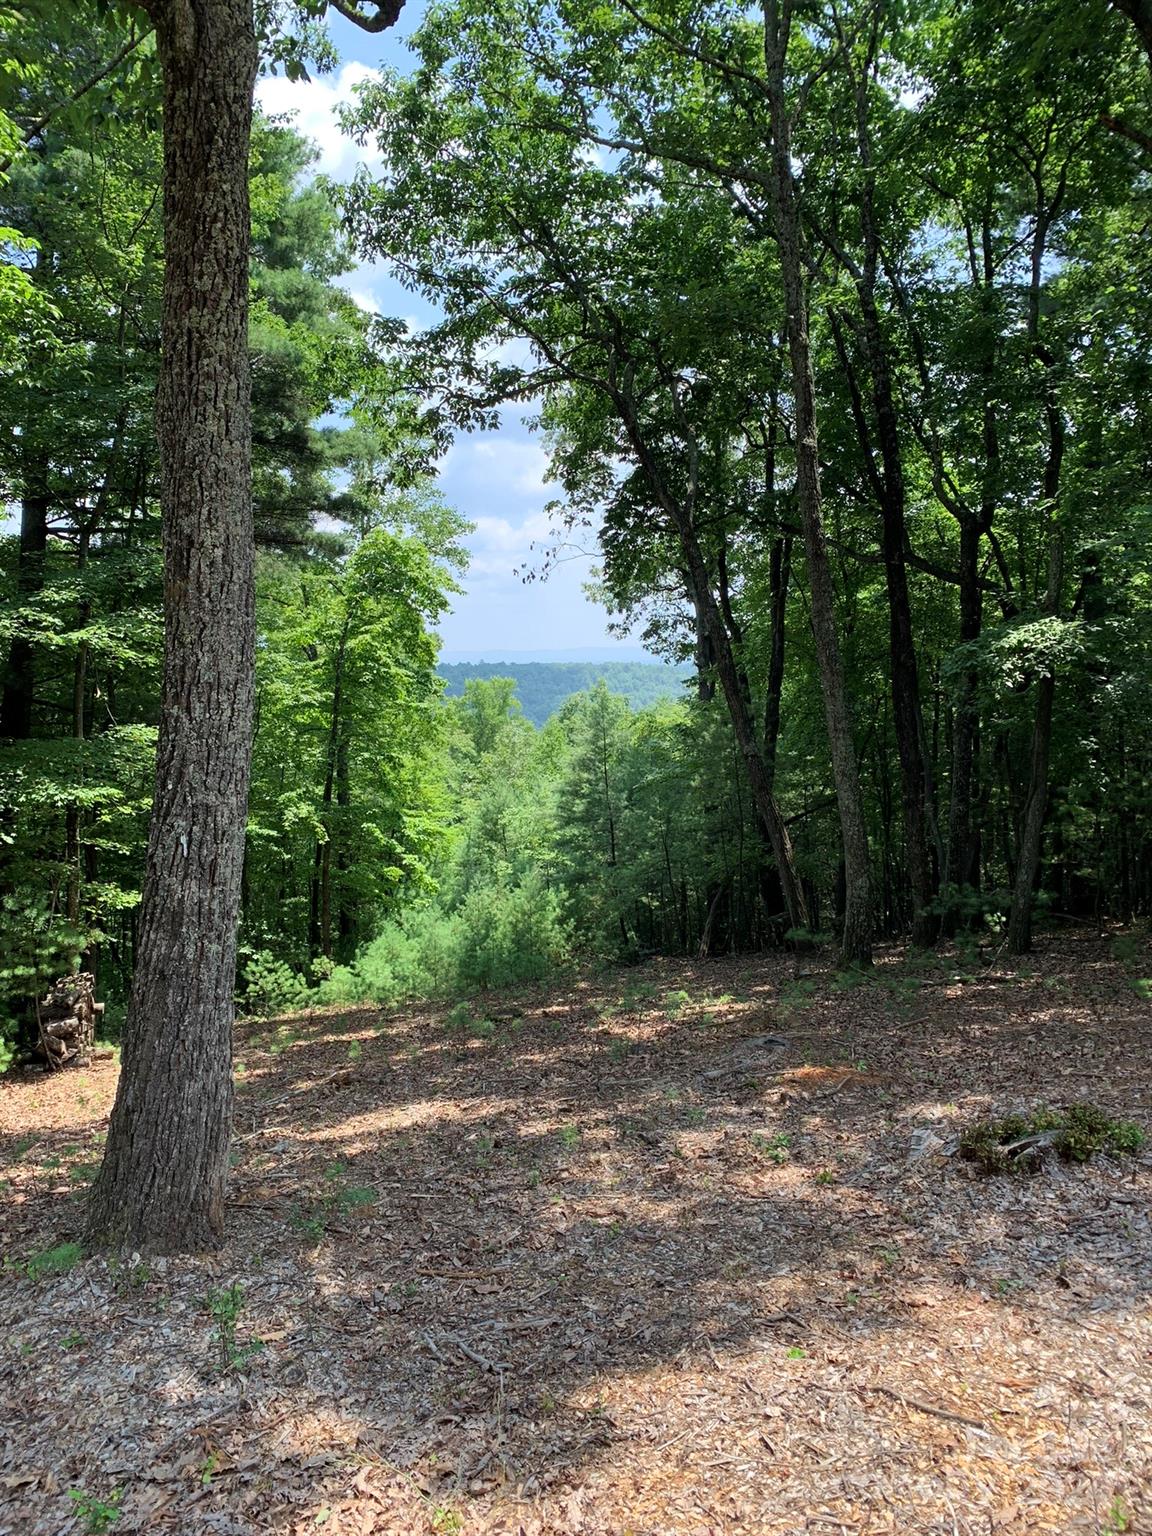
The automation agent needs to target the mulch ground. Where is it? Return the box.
[1,932,1150,1535]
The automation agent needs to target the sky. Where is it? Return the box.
[255,6,641,662]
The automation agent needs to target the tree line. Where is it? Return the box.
[340,0,1152,968]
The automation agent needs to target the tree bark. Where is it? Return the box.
[1005,169,1066,956]
[763,533,791,792]
[86,0,259,1253]
[1005,671,1055,954]
[762,0,872,965]
[1114,0,1152,72]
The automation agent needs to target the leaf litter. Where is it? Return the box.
[1,932,1150,1534]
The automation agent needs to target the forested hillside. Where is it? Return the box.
[437,661,689,724]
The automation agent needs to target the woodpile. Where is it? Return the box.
[34,972,104,1070]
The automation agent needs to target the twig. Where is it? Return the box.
[862,1384,987,1431]
[414,1266,511,1280]
[747,1312,809,1336]
[420,1332,447,1363]
[445,1335,507,1372]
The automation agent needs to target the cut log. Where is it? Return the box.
[34,972,100,1070]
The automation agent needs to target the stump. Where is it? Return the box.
[34,972,104,1070]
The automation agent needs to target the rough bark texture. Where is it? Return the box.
[86,0,258,1254]
[763,0,872,966]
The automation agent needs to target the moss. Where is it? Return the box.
[959,1102,1145,1175]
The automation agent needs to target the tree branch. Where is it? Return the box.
[1101,112,1152,155]
[1,28,150,174]
[327,0,406,33]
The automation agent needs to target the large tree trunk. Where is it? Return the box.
[763,0,872,966]
[86,0,258,1254]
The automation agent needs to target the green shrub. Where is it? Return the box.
[235,873,570,1022]
[239,948,309,1015]
[960,1103,1145,1174]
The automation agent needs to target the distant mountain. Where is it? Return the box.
[437,659,692,725]
[439,645,657,664]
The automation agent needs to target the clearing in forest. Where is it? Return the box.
[1,934,1150,1535]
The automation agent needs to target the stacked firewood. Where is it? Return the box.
[34,972,104,1069]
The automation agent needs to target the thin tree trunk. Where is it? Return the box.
[837,28,938,947]
[608,383,808,934]
[763,536,791,793]
[682,542,808,933]
[316,616,349,960]
[66,525,93,926]
[945,514,982,902]
[1005,171,1066,956]
[1006,485,1064,953]
[1005,672,1055,954]
[87,0,259,1253]
[0,440,50,740]
[763,0,872,965]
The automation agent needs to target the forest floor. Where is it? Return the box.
[1,932,1151,1536]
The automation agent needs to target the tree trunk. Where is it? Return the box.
[1115,0,1152,72]
[1005,176,1066,956]
[763,534,791,793]
[86,0,258,1254]
[681,541,809,934]
[608,379,808,935]
[0,440,50,740]
[944,514,983,905]
[1005,672,1054,954]
[763,0,872,966]
[838,33,939,947]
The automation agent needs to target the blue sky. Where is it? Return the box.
[256,5,639,660]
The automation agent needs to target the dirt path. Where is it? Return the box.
[2,934,1150,1534]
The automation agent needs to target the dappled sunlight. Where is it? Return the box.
[2,936,1150,1532]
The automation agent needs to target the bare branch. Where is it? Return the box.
[327,0,406,34]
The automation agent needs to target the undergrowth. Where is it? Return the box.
[960,1102,1144,1174]
[239,873,570,1017]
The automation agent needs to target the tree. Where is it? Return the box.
[87,0,406,1254]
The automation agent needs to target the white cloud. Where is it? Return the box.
[256,62,381,182]
[343,287,381,315]
[445,437,551,496]
[468,510,554,572]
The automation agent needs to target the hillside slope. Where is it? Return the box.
[437,660,690,724]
